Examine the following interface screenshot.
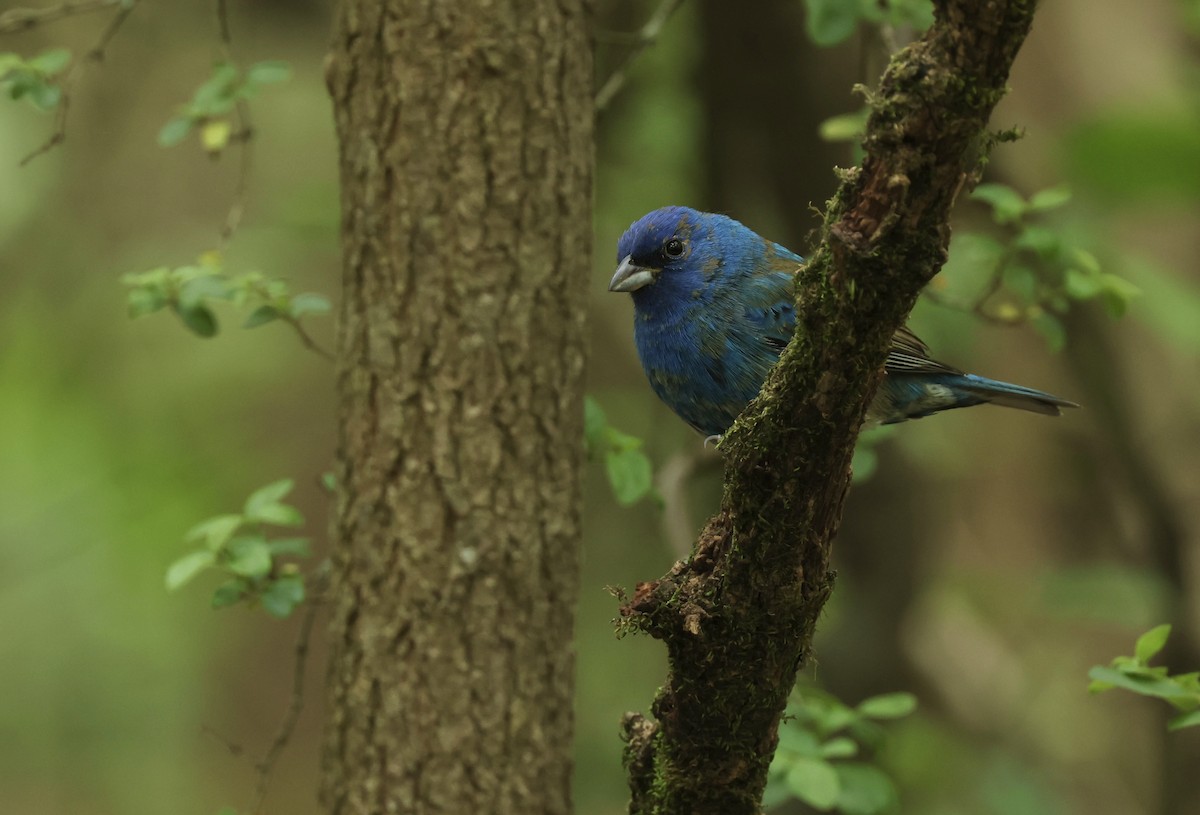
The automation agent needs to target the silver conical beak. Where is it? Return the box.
[608,255,658,293]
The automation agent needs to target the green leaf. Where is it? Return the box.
[28,48,71,75]
[1099,273,1140,317]
[225,536,273,578]
[1028,184,1072,212]
[185,514,244,550]
[803,0,862,46]
[605,447,653,506]
[1030,311,1066,352]
[321,471,338,492]
[1002,264,1038,303]
[835,762,898,815]
[857,691,917,719]
[267,538,311,557]
[200,119,233,153]
[243,305,282,328]
[819,736,858,759]
[289,293,332,318]
[246,502,304,527]
[246,60,292,85]
[127,287,167,318]
[261,575,305,618]
[972,183,1028,224]
[211,579,248,609]
[819,108,870,143]
[158,115,194,147]
[166,549,215,590]
[1064,267,1102,300]
[175,304,218,337]
[28,81,61,111]
[1087,666,1194,701]
[245,479,295,514]
[583,397,607,456]
[1168,709,1200,731]
[1135,624,1172,664]
[786,757,841,810]
[776,724,822,758]
[179,275,232,309]
[191,63,241,115]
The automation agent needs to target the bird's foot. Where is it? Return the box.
[703,434,722,449]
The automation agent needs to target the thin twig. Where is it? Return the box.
[0,0,117,35]
[17,0,136,165]
[214,0,254,250]
[594,0,686,115]
[286,317,336,362]
[252,563,329,814]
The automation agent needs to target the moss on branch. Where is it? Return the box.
[619,2,1040,813]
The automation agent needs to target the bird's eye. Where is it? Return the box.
[663,238,685,258]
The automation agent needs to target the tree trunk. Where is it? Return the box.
[320,3,592,813]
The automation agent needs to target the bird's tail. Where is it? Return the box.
[956,373,1079,416]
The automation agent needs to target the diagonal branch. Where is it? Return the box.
[618,2,1041,813]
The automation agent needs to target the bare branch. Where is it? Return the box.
[594,0,686,115]
[0,0,119,35]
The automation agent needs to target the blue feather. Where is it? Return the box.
[610,206,1077,437]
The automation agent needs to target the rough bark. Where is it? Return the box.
[320,3,592,814]
[619,2,1041,813]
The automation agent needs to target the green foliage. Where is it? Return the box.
[165,479,311,618]
[765,685,916,813]
[0,48,71,111]
[1066,108,1200,204]
[1089,625,1200,731]
[934,183,1138,350]
[802,0,933,46]
[584,396,657,506]
[121,252,331,339]
[850,424,896,483]
[158,60,291,154]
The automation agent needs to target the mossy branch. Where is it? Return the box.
[618,2,1040,813]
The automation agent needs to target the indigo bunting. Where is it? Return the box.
[609,206,1077,437]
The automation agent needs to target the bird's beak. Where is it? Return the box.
[608,255,658,293]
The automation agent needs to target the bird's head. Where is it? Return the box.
[609,205,742,304]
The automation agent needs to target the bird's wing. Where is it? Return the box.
[739,269,796,354]
[885,325,963,375]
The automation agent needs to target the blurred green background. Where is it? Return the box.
[3,1,1199,813]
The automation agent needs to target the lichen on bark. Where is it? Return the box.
[619,2,1041,813]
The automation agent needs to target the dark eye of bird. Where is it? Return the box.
[663,238,684,258]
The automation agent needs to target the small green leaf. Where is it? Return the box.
[605,447,653,506]
[289,292,332,318]
[786,757,841,810]
[261,575,305,618]
[583,396,607,456]
[834,762,898,815]
[246,503,304,527]
[803,0,862,46]
[1002,263,1039,303]
[185,514,244,550]
[857,692,917,719]
[179,275,232,309]
[243,304,282,328]
[1064,267,1102,300]
[225,536,273,578]
[819,108,870,143]
[972,183,1028,224]
[1031,311,1066,352]
[211,579,248,609]
[245,479,295,514]
[166,549,215,590]
[176,304,218,337]
[28,81,61,111]
[776,724,822,758]
[246,60,292,85]
[128,287,168,318]
[1135,624,1172,664]
[1088,665,1194,701]
[267,538,311,557]
[1014,224,1062,257]
[819,737,858,759]
[321,471,337,492]
[1099,273,1141,317]
[28,48,71,75]
[1168,709,1200,731]
[1028,184,1072,212]
[158,115,195,147]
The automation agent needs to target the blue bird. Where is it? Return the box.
[609,206,1077,438]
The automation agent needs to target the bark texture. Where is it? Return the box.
[620,2,1040,813]
[321,3,592,814]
